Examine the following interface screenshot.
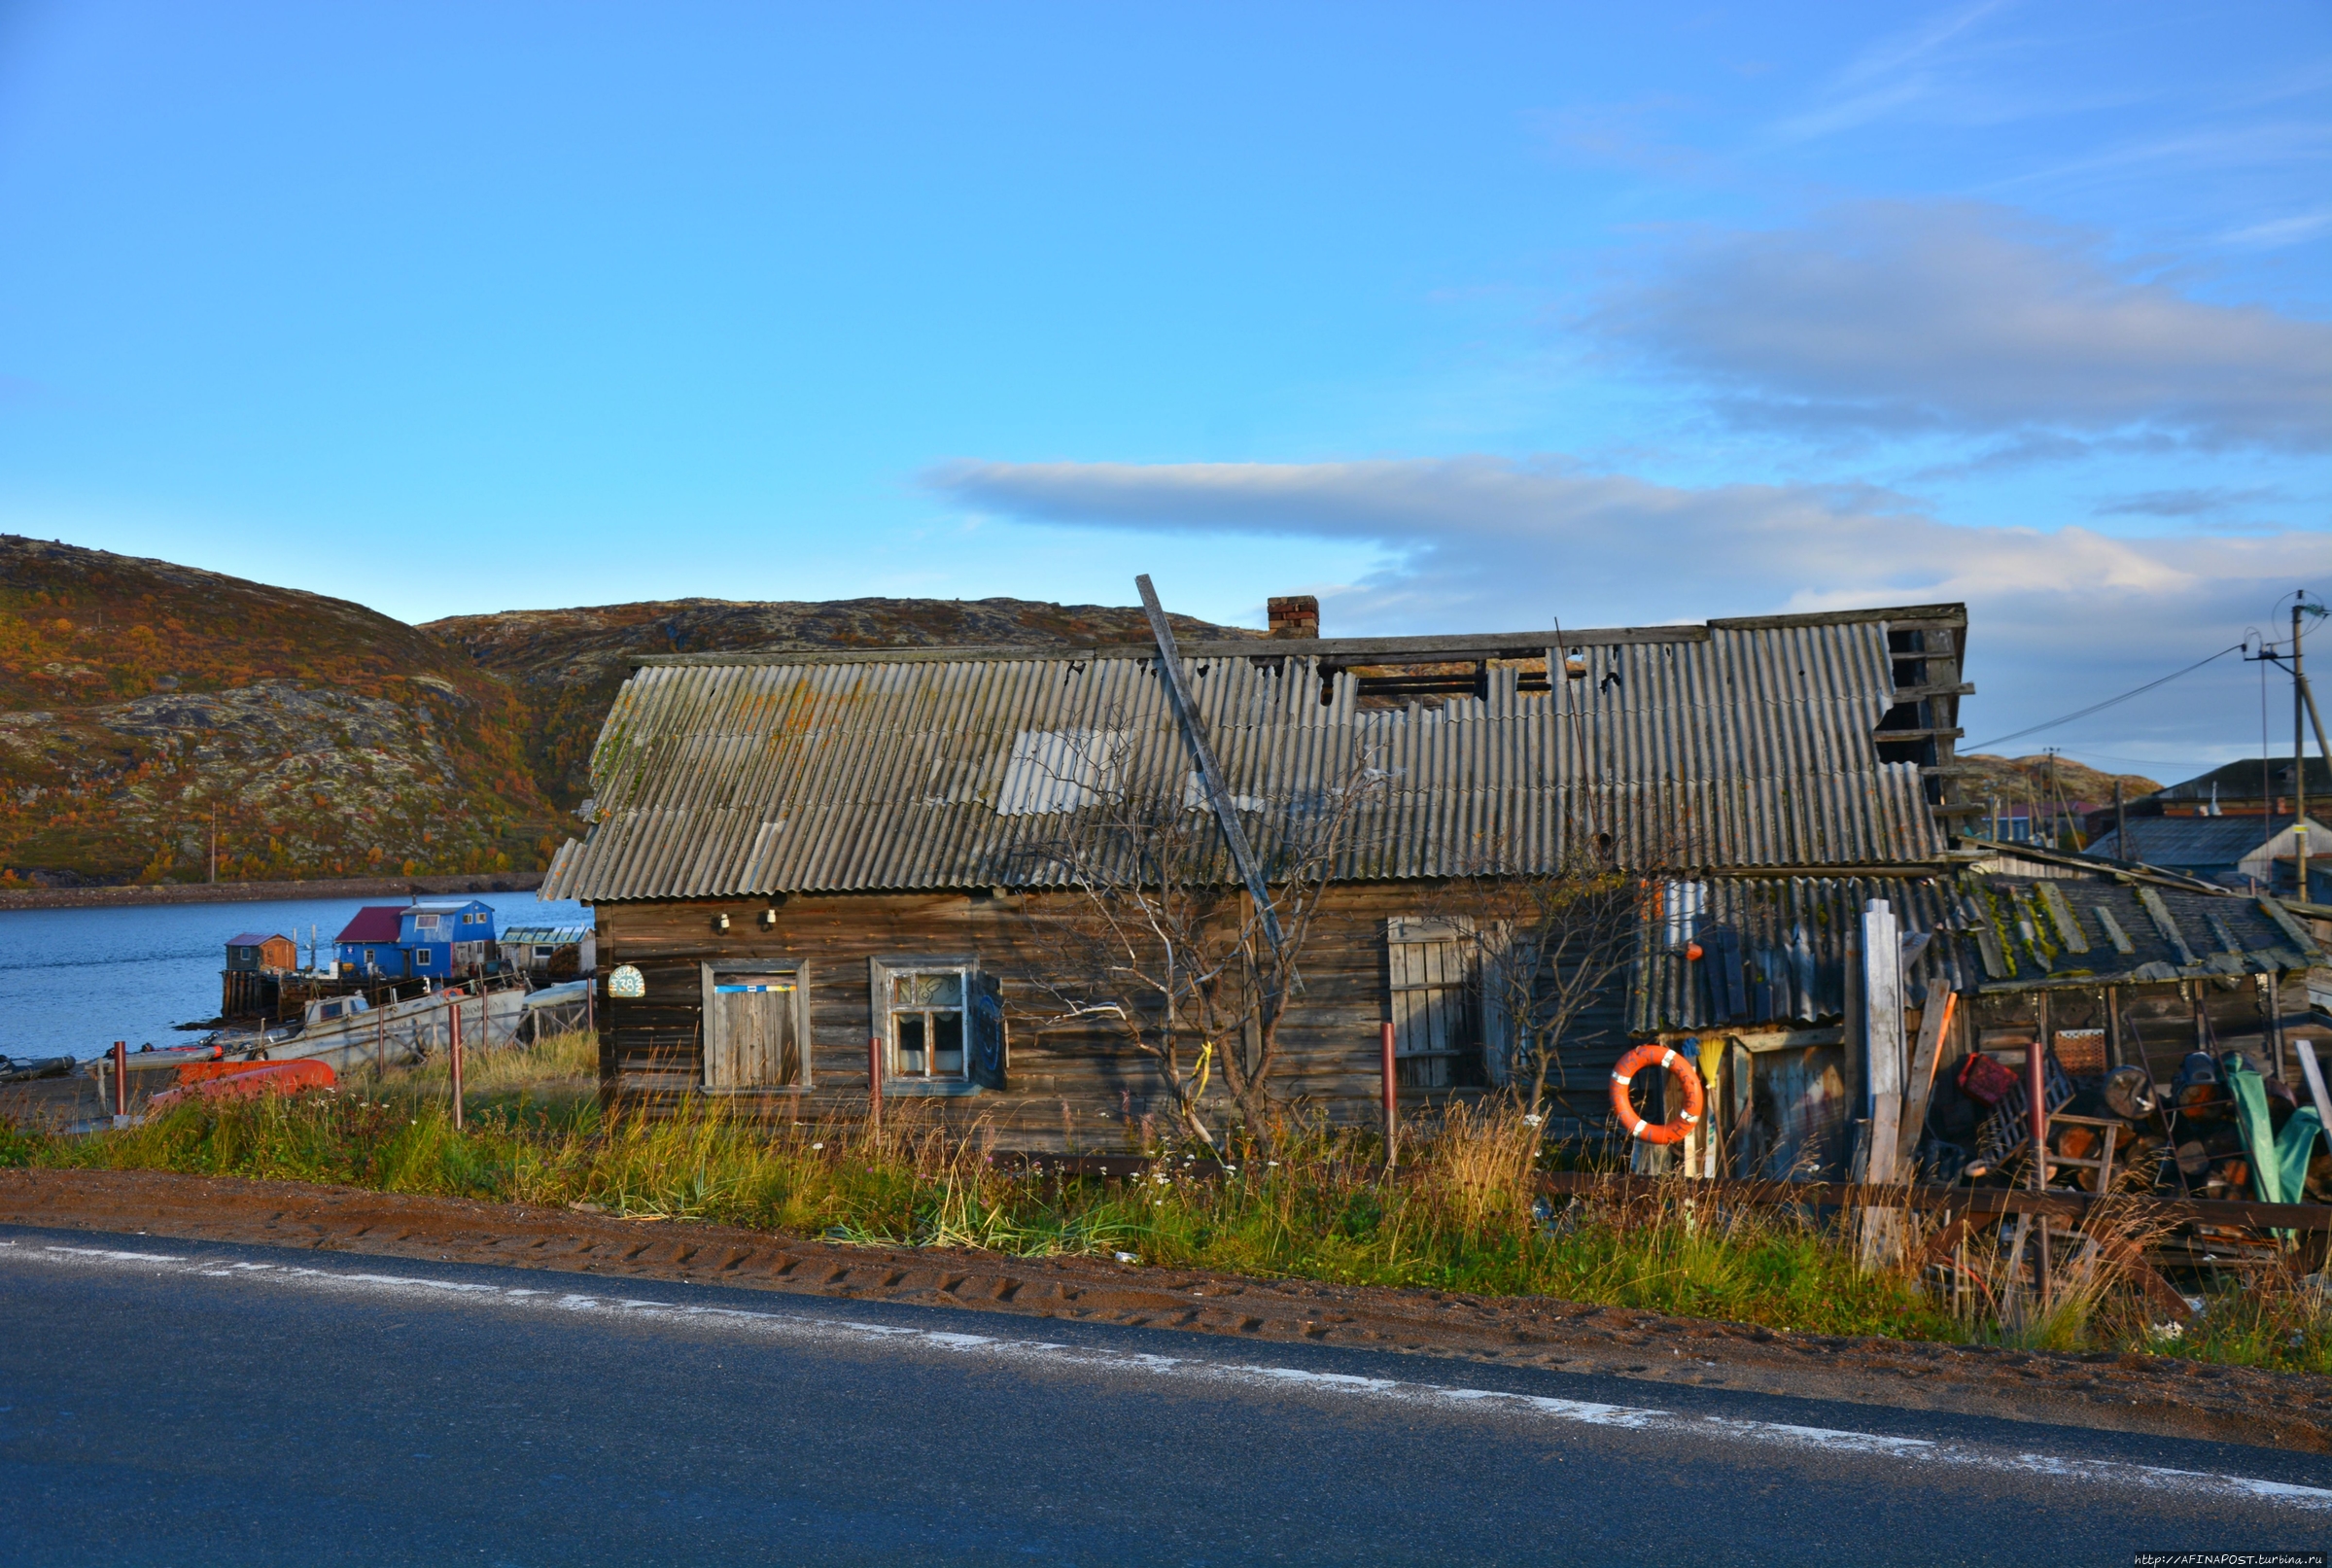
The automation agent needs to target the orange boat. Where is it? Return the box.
[147,1059,335,1111]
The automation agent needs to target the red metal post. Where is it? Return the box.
[449,992,466,1132]
[868,1034,884,1135]
[1380,1021,1398,1167]
[111,1041,126,1121]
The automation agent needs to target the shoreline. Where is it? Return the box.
[0,872,549,913]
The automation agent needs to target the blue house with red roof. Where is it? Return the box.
[335,900,498,979]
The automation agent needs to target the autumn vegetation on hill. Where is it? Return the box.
[0,538,1255,886]
[0,537,557,886]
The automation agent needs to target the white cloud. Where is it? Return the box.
[1594,201,2332,451]
[927,455,2332,774]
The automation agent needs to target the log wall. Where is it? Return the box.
[593,885,1634,1151]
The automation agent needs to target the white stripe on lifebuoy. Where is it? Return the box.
[1631,1119,1649,1137]
[1680,1111,1698,1124]
[1660,1049,1677,1069]
[1610,1070,1631,1086]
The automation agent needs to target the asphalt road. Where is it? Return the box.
[1,1223,2328,1567]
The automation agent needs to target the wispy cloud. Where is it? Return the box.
[1773,0,2025,141]
[1593,201,2332,451]
[927,455,2332,764]
[2093,485,2283,519]
[2218,208,2332,249]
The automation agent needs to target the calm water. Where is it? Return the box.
[0,892,590,1060]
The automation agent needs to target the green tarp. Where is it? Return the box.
[2221,1054,2323,1216]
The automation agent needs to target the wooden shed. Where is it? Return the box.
[224,932,296,973]
[542,598,1974,1150]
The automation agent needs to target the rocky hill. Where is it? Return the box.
[0,538,557,886]
[0,540,1260,885]
[1957,752,2163,814]
[422,596,1259,809]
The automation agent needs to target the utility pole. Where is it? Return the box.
[2114,778,2127,858]
[2298,599,2310,899]
[208,805,217,885]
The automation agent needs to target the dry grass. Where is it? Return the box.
[352,1026,598,1110]
[3,1055,2326,1375]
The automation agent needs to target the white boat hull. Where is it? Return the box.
[270,988,530,1076]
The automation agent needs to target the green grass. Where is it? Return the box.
[6,1033,2325,1376]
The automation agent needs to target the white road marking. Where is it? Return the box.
[7,1237,2327,1509]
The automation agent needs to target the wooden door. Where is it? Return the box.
[708,976,800,1088]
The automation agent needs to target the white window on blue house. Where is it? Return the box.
[413,949,433,967]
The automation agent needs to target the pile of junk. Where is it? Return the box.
[1914,1029,2330,1271]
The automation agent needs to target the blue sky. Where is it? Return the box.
[1,1,2326,780]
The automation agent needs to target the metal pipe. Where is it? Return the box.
[1380,1021,1398,1167]
[111,1041,126,1122]
[449,993,465,1132]
[868,1034,884,1135]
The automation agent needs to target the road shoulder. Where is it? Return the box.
[3,1165,2324,1452]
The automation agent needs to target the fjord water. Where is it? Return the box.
[0,892,589,1060]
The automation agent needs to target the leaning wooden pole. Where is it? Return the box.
[1134,574,1285,962]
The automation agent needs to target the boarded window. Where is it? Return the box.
[1385,917,1495,1089]
[702,966,806,1089]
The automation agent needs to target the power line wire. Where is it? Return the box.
[1965,645,2244,752]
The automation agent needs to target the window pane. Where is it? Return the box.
[897,1014,926,1075]
[900,971,959,1006]
[932,1011,964,1075]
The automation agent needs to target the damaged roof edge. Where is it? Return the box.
[626,603,1967,670]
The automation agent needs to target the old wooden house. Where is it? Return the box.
[541,598,1976,1150]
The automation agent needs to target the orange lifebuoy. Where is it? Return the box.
[1609,1042,1706,1145]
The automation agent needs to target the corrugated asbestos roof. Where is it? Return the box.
[1629,873,2319,1034]
[2084,814,2317,870]
[544,610,1953,902]
[500,924,592,946]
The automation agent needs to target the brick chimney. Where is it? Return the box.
[1268,595,1319,640]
